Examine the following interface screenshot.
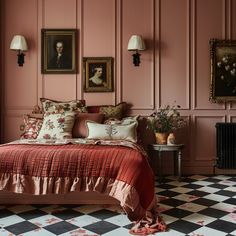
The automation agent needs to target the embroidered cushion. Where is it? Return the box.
[40,98,87,113]
[72,113,104,138]
[104,116,139,125]
[86,121,138,142]
[87,102,127,120]
[104,116,144,145]
[37,112,76,139]
[21,115,43,139]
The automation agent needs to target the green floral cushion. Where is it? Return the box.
[104,116,139,125]
[99,103,126,120]
[40,98,87,113]
[37,112,76,139]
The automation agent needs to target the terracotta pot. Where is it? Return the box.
[155,132,168,144]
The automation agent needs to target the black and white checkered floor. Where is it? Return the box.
[1,175,236,235]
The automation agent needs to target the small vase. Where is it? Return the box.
[155,132,168,144]
[167,133,176,145]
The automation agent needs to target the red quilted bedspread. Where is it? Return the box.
[0,142,166,234]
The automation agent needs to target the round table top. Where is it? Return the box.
[148,143,184,151]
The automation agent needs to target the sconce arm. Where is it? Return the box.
[132,51,141,66]
[17,51,25,67]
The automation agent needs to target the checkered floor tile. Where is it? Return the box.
[1,175,236,235]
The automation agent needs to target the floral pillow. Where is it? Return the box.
[40,98,87,114]
[37,112,76,139]
[86,121,138,142]
[21,115,43,139]
[87,102,127,120]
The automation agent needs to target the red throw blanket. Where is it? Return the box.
[0,141,166,234]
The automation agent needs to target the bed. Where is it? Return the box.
[0,101,166,234]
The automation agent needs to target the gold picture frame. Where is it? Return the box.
[210,39,236,102]
[41,29,77,74]
[83,57,113,92]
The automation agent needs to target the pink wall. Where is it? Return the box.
[0,0,3,142]
[2,0,236,174]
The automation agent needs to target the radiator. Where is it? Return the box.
[216,123,236,169]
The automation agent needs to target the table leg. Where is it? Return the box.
[173,151,177,176]
[178,150,182,181]
[158,151,162,183]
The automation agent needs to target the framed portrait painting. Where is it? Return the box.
[210,39,236,102]
[41,29,77,74]
[83,57,113,92]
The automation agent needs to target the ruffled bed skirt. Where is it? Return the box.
[0,174,166,234]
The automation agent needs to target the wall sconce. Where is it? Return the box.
[127,35,145,66]
[10,35,28,66]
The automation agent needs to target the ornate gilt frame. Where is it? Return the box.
[210,39,236,102]
[41,29,77,74]
[83,57,113,92]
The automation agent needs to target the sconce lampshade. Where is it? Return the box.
[127,35,145,51]
[10,35,28,51]
[10,35,28,67]
[127,35,145,66]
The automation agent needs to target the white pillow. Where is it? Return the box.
[37,112,75,139]
[86,121,138,142]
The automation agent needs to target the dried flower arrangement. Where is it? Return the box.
[147,105,186,133]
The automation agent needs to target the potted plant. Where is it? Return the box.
[147,105,186,144]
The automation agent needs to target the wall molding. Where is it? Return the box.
[192,115,226,161]
[75,0,78,100]
[222,0,227,39]
[192,0,196,110]
[5,106,35,111]
[115,0,122,104]
[227,0,232,39]
[0,0,4,143]
[5,114,24,118]
[78,0,84,100]
[38,0,45,99]
[227,0,236,110]
[130,107,155,111]
[229,115,236,122]
[35,0,39,105]
[192,0,226,110]
[132,18,155,108]
[122,0,155,110]
[151,0,155,110]
[158,0,162,107]
[155,0,160,108]
[186,0,191,110]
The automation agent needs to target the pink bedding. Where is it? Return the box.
[0,140,166,234]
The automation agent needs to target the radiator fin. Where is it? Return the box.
[216,123,236,169]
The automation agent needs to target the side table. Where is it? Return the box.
[148,144,184,182]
